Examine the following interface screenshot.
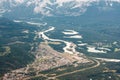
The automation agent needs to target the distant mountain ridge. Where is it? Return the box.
[0,0,120,18]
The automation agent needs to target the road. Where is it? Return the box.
[54,58,100,78]
[25,58,100,80]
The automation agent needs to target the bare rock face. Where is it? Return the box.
[2,43,90,80]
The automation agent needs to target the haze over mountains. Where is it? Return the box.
[0,0,120,18]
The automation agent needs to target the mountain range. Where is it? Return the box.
[0,0,120,19]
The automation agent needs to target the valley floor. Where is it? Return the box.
[2,42,91,80]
